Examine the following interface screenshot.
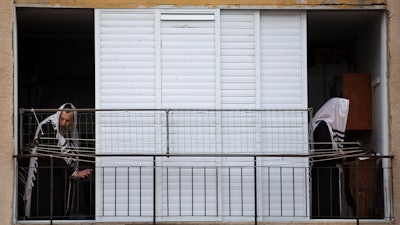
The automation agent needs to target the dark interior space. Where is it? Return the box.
[17,7,95,109]
[16,7,95,220]
[307,10,385,219]
[307,10,382,111]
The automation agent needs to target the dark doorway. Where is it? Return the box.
[17,7,95,109]
[16,7,95,220]
[307,10,385,219]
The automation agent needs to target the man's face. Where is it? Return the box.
[59,111,74,135]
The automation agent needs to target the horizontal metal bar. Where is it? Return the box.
[20,108,312,113]
[15,153,395,158]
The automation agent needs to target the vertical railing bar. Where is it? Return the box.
[330,167,333,217]
[67,169,74,217]
[102,167,105,217]
[114,167,117,217]
[77,168,80,215]
[216,167,219,217]
[36,168,39,217]
[268,167,270,216]
[20,110,27,218]
[204,167,207,216]
[91,166,94,217]
[167,167,169,217]
[128,167,130,217]
[292,167,295,217]
[50,156,53,224]
[140,166,142,217]
[254,156,257,225]
[153,156,156,225]
[306,167,309,217]
[241,166,243,216]
[356,159,359,225]
[179,167,182,216]
[191,167,194,216]
[317,168,320,217]
[390,158,394,220]
[19,110,23,154]
[308,109,313,219]
[166,110,170,156]
[228,167,231,216]
[280,167,282,217]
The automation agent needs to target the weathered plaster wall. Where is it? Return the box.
[0,0,14,225]
[387,0,400,224]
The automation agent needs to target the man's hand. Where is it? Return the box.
[72,169,93,179]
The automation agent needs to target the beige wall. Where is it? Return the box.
[1,0,399,225]
[0,0,14,225]
[387,0,400,224]
[12,0,388,8]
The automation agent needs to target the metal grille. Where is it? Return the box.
[16,108,393,223]
[93,109,310,155]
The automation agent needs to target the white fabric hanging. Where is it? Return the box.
[23,103,79,217]
[311,97,350,151]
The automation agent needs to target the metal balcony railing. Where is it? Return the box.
[16,108,394,223]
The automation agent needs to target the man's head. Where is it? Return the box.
[59,104,74,135]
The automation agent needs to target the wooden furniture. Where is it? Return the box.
[342,73,372,130]
[343,158,383,218]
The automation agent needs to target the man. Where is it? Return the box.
[310,97,349,218]
[23,103,92,219]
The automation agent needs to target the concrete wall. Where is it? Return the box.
[387,0,400,224]
[0,0,15,225]
[1,0,400,225]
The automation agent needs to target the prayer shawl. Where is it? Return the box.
[310,98,350,217]
[311,97,349,151]
[23,103,79,217]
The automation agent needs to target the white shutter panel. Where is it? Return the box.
[160,13,216,109]
[220,10,257,109]
[260,12,306,109]
[158,12,219,218]
[259,12,308,218]
[97,10,156,109]
[96,10,157,221]
[95,9,309,222]
[220,10,258,219]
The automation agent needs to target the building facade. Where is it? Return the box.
[1,0,400,224]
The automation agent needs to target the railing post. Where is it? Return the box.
[356,158,359,225]
[19,109,23,154]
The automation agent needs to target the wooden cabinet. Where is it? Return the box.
[343,158,384,218]
[342,73,372,130]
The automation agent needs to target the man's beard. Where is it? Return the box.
[60,126,70,136]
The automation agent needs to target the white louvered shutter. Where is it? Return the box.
[260,12,306,109]
[96,10,157,221]
[219,10,258,219]
[160,13,216,109]
[158,12,220,218]
[220,10,257,109]
[259,11,308,218]
[97,10,156,109]
[95,9,309,222]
